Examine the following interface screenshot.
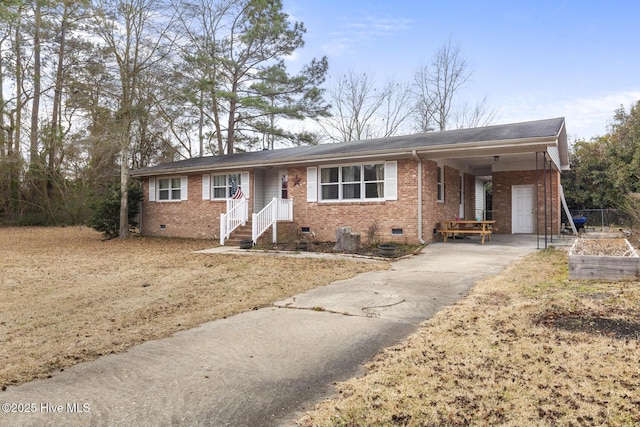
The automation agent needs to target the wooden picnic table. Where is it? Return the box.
[437,219,496,245]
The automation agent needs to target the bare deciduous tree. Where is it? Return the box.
[453,96,498,129]
[412,37,471,132]
[318,71,412,142]
[411,37,497,132]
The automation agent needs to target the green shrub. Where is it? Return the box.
[87,182,142,239]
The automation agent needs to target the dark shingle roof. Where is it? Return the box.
[131,117,566,177]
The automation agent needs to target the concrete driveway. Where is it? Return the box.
[0,236,542,427]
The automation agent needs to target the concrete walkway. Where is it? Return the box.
[0,235,551,427]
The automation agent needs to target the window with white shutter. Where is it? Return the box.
[202,174,211,200]
[154,176,185,202]
[149,178,156,202]
[314,162,395,202]
[384,161,397,201]
[307,167,317,202]
[181,176,188,201]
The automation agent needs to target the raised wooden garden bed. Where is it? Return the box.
[568,238,639,280]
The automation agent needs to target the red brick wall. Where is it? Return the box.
[421,162,471,240]
[288,159,421,244]
[287,159,473,245]
[138,163,562,242]
[492,169,560,235]
[138,160,492,244]
[140,173,255,240]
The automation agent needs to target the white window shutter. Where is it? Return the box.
[384,161,398,201]
[181,176,188,201]
[202,174,211,200]
[149,178,156,202]
[241,171,250,198]
[307,167,317,202]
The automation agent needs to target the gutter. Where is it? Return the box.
[412,150,426,245]
[130,136,561,178]
[130,151,413,178]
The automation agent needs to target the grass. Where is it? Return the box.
[297,247,640,426]
[0,226,386,389]
[3,227,639,425]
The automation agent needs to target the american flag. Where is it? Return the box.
[231,178,244,199]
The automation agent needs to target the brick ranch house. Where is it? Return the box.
[130,117,569,245]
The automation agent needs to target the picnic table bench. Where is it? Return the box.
[437,219,496,245]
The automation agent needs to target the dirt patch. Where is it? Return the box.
[255,241,421,258]
[0,227,386,389]
[535,309,640,340]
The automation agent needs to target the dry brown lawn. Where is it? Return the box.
[0,226,386,389]
[298,248,640,426]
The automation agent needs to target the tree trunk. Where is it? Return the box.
[30,1,41,168]
[0,32,6,160]
[212,90,224,155]
[226,83,237,155]
[333,226,361,253]
[12,10,23,218]
[198,89,204,157]
[119,139,130,239]
[48,3,68,195]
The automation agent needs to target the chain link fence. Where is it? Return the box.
[565,209,634,231]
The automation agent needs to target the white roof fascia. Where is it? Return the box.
[132,151,413,177]
[556,121,570,170]
[132,134,566,178]
[418,139,558,159]
[547,147,562,170]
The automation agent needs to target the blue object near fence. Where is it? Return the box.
[572,216,587,231]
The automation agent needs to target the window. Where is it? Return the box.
[212,173,242,199]
[437,165,444,202]
[281,174,288,199]
[320,167,339,200]
[364,164,385,199]
[319,163,385,201]
[158,178,182,201]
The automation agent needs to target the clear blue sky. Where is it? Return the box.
[283,0,640,141]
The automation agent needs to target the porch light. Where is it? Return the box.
[493,155,500,162]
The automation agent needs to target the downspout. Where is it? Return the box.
[412,150,426,245]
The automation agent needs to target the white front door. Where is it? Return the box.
[512,185,535,233]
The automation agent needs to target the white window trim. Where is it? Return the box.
[155,176,187,202]
[317,161,395,203]
[437,163,444,203]
[207,171,250,200]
